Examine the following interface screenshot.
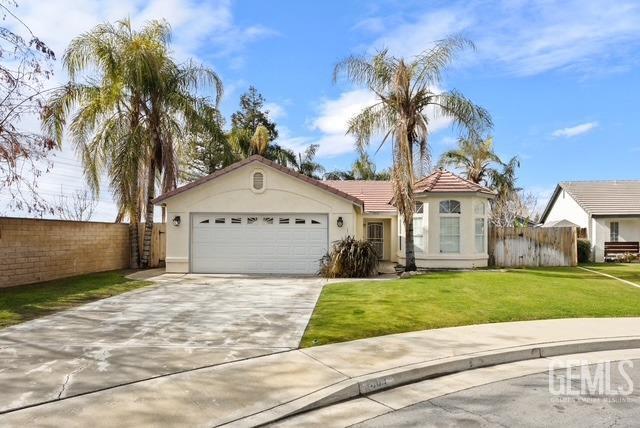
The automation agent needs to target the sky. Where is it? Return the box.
[4,0,640,221]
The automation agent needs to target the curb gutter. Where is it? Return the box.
[224,337,640,427]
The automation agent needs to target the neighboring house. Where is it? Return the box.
[540,181,640,262]
[153,155,495,274]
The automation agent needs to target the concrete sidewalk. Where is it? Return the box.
[2,318,640,427]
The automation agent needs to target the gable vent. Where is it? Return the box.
[252,171,264,190]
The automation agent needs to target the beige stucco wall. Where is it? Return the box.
[159,162,361,273]
[543,189,589,228]
[397,193,492,268]
[363,216,397,261]
[591,216,640,262]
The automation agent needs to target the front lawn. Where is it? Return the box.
[581,263,640,284]
[0,271,152,328]
[301,267,640,347]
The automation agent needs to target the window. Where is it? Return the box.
[440,200,461,253]
[411,201,424,253]
[279,217,290,224]
[475,218,485,253]
[252,171,264,191]
[247,217,257,224]
[263,217,274,224]
[231,217,242,224]
[311,219,321,225]
[295,218,306,224]
[214,217,225,224]
[474,201,486,253]
[610,222,619,242]
[440,218,460,253]
[199,219,210,224]
[439,200,461,214]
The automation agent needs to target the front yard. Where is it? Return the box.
[0,271,151,328]
[301,265,640,347]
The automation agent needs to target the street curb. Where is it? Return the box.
[225,336,640,427]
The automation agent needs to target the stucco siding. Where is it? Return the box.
[161,163,359,272]
[397,194,492,268]
[592,216,640,262]
[544,190,589,228]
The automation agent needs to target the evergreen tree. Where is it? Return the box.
[230,86,278,140]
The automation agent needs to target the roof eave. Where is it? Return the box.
[152,155,365,208]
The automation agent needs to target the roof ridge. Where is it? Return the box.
[152,155,365,207]
[561,179,640,184]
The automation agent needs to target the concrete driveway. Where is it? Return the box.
[0,274,325,413]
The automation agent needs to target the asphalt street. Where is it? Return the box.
[355,358,640,427]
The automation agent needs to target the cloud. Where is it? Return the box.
[264,102,286,121]
[361,0,640,76]
[278,88,453,158]
[552,122,599,138]
[6,0,272,220]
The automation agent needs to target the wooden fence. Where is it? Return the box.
[488,226,577,267]
[138,223,166,268]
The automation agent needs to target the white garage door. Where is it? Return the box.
[191,213,328,274]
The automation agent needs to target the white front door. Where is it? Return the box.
[191,213,328,274]
[367,222,384,259]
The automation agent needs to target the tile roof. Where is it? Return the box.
[324,180,396,213]
[544,181,640,218]
[413,169,495,196]
[152,155,364,207]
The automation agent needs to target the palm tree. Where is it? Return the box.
[335,36,492,271]
[324,151,390,180]
[228,125,297,167]
[250,124,270,156]
[439,137,501,185]
[43,19,223,268]
[297,144,325,179]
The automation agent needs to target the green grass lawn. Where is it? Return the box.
[301,266,640,347]
[581,263,640,284]
[0,271,152,329]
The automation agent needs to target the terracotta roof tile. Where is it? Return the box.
[413,169,495,196]
[152,155,364,207]
[324,181,395,213]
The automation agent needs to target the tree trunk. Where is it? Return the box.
[130,220,140,269]
[140,161,156,268]
[404,215,417,271]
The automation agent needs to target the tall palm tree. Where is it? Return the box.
[335,36,492,271]
[439,137,501,185]
[43,19,223,268]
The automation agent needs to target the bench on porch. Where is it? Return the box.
[604,241,640,261]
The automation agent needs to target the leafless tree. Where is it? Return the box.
[0,0,57,215]
[491,190,538,227]
[57,188,96,221]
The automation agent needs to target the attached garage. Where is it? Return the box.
[191,213,328,274]
[153,155,364,275]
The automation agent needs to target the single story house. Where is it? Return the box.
[540,180,640,262]
[153,155,495,274]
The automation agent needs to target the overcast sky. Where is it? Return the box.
[4,0,640,221]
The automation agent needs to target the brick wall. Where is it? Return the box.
[0,217,131,288]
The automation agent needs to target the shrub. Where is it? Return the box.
[577,239,591,263]
[319,236,379,278]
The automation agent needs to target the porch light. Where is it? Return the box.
[172,215,181,227]
[337,216,344,228]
